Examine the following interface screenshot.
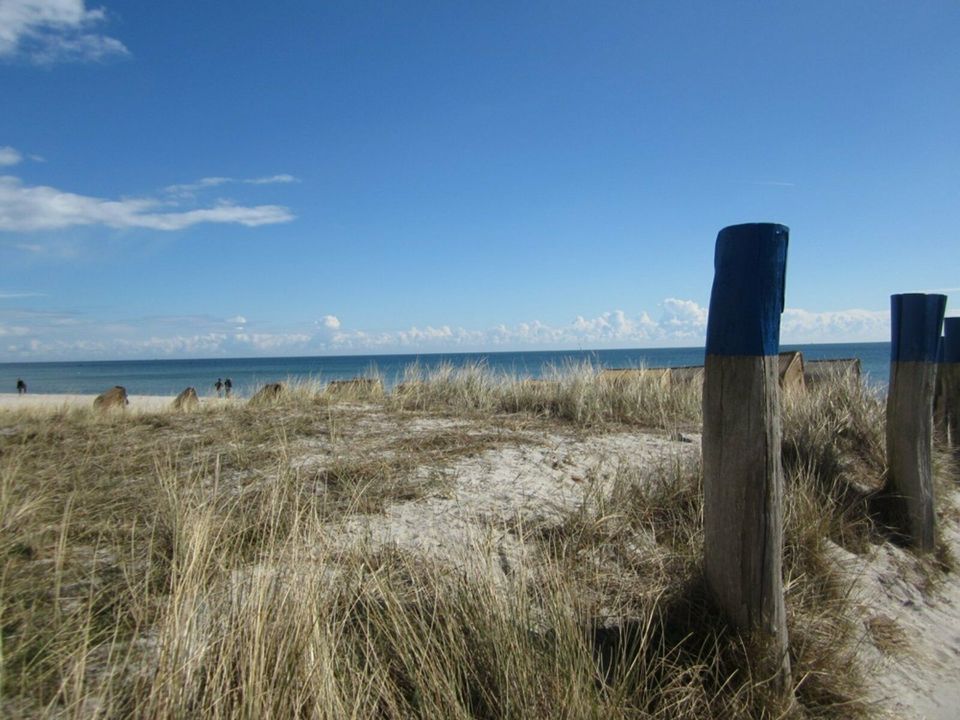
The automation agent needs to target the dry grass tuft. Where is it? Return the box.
[388,360,702,431]
[864,614,908,656]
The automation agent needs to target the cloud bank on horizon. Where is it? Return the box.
[0,298,897,361]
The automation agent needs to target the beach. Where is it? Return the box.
[0,393,198,413]
[2,369,959,719]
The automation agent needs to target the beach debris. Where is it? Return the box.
[172,386,199,411]
[93,386,129,411]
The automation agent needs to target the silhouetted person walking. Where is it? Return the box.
[16,378,26,395]
[224,378,232,398]
[215,378,223,398]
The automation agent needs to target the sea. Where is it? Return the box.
[0,343,891,398]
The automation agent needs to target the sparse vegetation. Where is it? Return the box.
[0,368,956,718]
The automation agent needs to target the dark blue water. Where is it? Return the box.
[0,343,890,398]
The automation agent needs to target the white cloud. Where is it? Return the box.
[0,0,129,64]
[0,290,45,299]
[322,302,890,352]
[0,299,897,361]
[114,333,229,356]
[781,308,889,343]
[0,147,23,166]
[231,332,311,351]
[162,177,232,196]
[0,175,295,231]
[658,298,708,337]
[245,174,298,185]
[163,174,299,197]
[0,323,31,337]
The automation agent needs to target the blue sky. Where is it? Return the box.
[1,1,958,360]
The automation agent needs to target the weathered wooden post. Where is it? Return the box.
[884,293,946,552]
[939,317,960,448]
[703,223,791,690]
[933,317,960,450]
[934,339,946,442]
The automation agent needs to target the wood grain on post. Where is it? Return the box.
[702,223,791,690]
[938,317,960,449]
[884,293,946,552]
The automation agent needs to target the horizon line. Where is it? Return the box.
[0,339,891,366]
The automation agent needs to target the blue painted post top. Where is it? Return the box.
[944,317,960,363]
[890,294,947,362]
[705,223,789,357]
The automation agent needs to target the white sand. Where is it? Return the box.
[0,392,200,412]
[833,517,960,720]
[297,414,702,583]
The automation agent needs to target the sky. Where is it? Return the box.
[1,0,958,361]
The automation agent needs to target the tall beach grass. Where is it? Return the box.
[0,367,955,718]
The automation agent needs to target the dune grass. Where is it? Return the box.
[388,360,702,431]
[0,368,956,718]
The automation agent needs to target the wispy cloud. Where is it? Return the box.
[914,287,960,294]
[0,175,295,231]
[162,177,232,195]
[163,174,299,197]
[0,0,129,65]
[245,174,297,186]
[750,180,797,187]
[0,323,31,337]
[0,291,45,299]
[0,146,23,166]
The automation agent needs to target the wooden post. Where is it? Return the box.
[703,223,791,690]
[884,293,946,552]
[939,317,960,448]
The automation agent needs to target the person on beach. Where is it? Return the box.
[224,378,232,398]
[215,378,223,397]
[16,378,26,395]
